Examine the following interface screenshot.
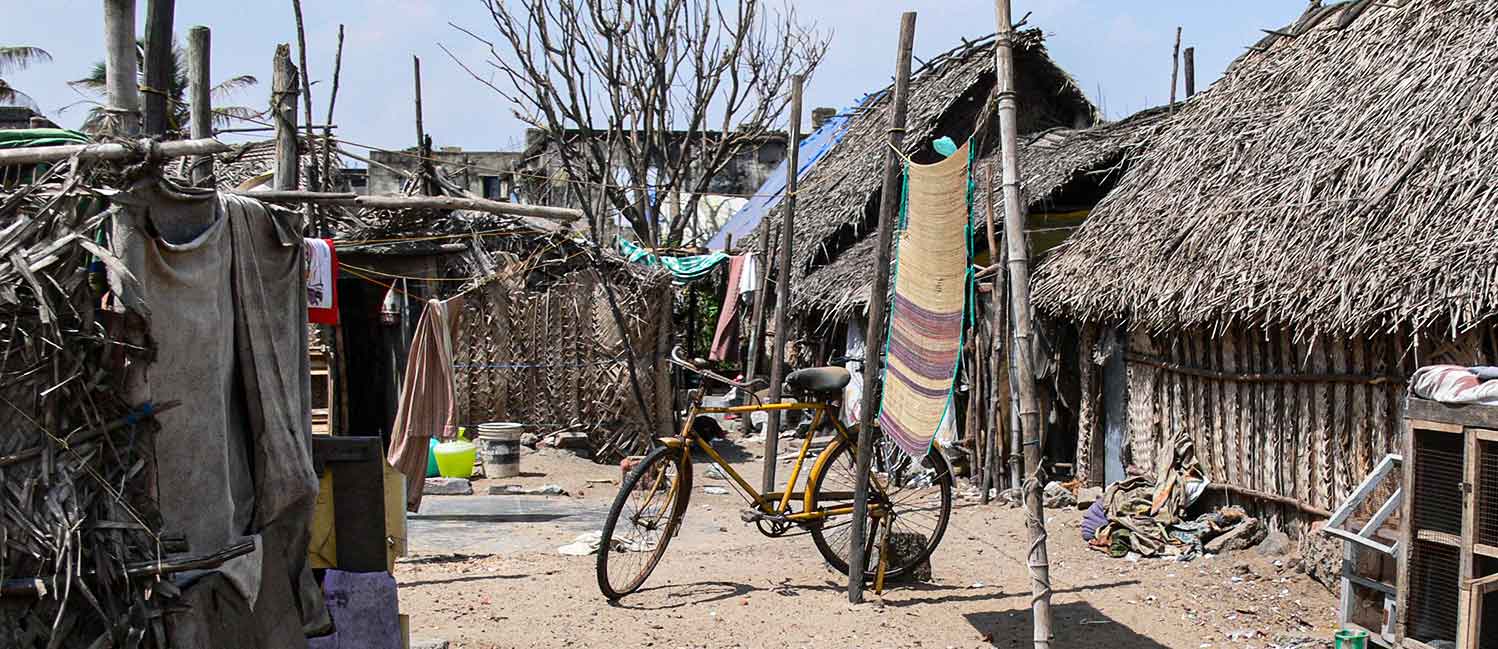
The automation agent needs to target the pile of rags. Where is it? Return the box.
[1084,435,1259,560]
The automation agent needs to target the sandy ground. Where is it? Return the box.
[396,438,1339,649]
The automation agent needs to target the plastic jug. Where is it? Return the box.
[426,438,440,477]
[432,428,477,479]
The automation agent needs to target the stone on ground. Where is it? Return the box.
[423,477,473,496]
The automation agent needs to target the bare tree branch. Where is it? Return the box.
[452,0,826,246]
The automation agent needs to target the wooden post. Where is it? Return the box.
[291,0,320,234]
[995,1,1053,645]
[273,44,300,192]
[849,12,916,604]
[1184,47,1196,98]
[1169,27,1182,113]
[102,0,141,136]
[741,206,775,436]
[186,26,213,186]
[761,73,803,495]
[413,55,433,196]
[142,0,175,136]
[982,161,1006,500]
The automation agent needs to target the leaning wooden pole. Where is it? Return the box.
[186,26,214,186]
[1184,46,1197,98]
[102,0,141,136]
[272,45,300,193]
[141,0,175,136]
[761,73,804,495]
[1169,27,1182,113]
[741,205,776,437]
[291,0,320,234]
[849,11,916,604]
[994,1,1053,645]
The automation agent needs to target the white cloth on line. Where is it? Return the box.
[737,254,758,294]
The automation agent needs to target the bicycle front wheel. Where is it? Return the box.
[596,444,692,600]
[806,426,952,581]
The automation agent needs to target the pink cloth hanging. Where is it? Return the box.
[386,297,463,511]
[709,255,746,361]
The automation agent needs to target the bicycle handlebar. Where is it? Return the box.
[670,346,765,391]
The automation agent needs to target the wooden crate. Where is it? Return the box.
[1398,398,1498,648]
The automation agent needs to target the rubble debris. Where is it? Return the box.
[1043,481,1077,509]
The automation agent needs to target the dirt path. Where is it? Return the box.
[396,440,1338,648]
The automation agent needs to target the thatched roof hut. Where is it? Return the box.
[795,104,1168,320]
[1027,2,1498,577]
[1034,0,1498,338]
[781,31,1096,295]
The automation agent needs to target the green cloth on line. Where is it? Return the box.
[617,238,728,283]
[0,128,91,149]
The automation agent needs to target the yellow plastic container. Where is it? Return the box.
[432,429,476,479]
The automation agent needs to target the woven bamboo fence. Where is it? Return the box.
[451,262,672,462]
[1073,324,1498,517]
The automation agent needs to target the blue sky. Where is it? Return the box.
[5,1,1307,154]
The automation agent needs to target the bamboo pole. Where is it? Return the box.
[321,26,346,195]
[1184,46,1197,98]
[1169,27,1182,113]
[186,27,214,186]
[0,138,230,166]
[102,0,141,136]
[994,1,1052,645]
[141,0,175,137]
[762,73,803,495]
[849,12,916,605]
[291,0,320,233]
[231,190,580,222]
[272,44,300,193]
[322,24,348,436]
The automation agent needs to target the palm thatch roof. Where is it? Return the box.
[795,105,1168,320]
[1034,0,1498,338]
[784,30,1096,285]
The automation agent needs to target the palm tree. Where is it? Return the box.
[69,38,260,134]
[0,46,53,108]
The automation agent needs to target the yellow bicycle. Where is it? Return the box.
[595,347,953,600]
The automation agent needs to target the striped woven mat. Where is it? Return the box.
[878,140,971,460]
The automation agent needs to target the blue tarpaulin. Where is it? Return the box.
[705,100,861,250]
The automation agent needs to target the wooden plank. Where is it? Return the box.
[1223,327,1241,488]
[1407,398,1498,430]
[1473,543,1498,561]
[1415,529,1462,547]
[1472,428,1498,443]
[1395,412,1417,644]
[1329,454,1400,529]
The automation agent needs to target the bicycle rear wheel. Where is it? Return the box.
[806,426,952,581]
[596,444,692,600]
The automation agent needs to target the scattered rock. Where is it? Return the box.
[488,484,568,496]
[1255,530,1293,557]
[703,486,730,495]
[1075,486,1104,509]
[1225,629,1259,641]
[1042,482,1076,509]
[411,640,450,649]
[1298,521,1341,593]
[520,432,540,448]
[423,477,472,496]
[705,466,729,480]
[1205,516,1266,554]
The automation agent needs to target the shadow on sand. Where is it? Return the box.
[965,601,1170,648]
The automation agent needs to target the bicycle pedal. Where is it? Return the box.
[739,509,771,523]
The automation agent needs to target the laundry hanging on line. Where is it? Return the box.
[305,237,339,324]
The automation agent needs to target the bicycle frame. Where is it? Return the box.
[658,389,878,524]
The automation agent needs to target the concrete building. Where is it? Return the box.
[366,147,522,198]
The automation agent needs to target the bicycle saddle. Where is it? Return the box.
[784,366,851,394]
